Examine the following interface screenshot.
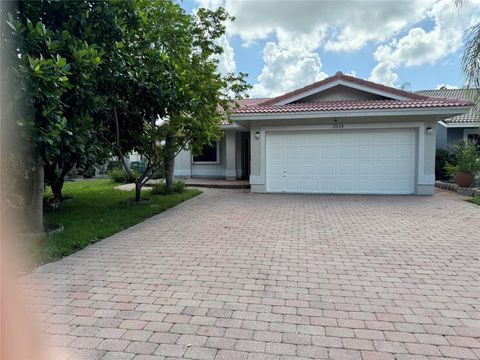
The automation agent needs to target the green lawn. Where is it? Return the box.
[29,179,201,267]
[469,196,480,206]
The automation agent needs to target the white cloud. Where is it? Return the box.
[192,0,480,94]
[225,0,435,52]
[193,0,237,75]
[436,84,460,89]
[369,61,399,87]
[219,0,442,95]
[369,0,480,86]
[216,35,236,74]
[194,0,224,10]
[251,42,327,97]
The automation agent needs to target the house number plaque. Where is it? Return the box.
[332,123,344,129]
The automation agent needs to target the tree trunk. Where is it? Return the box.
[50,177,65,203]
[44,159,74,203]
[134,181,142,202]
[164,131,176,190]
[28,164,45,234]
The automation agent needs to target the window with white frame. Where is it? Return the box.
[192,141,220,164]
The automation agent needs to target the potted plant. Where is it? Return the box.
[445,141,480,187]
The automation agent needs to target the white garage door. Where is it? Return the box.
[266,129,416,194]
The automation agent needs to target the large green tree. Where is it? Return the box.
[4,0,250,226]
[100,0,249,201]
[7,1,136,203]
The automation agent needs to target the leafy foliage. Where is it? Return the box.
[6,0,250,205]
[469,196,480,206]
[445,140,480,175]
[6,1,134,200]
[97,1,250,200]
[435,149,455,181]
[463,23,480,89]
[109,167,140,184]
[151,180,186,195]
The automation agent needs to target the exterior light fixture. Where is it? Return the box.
[426,127,433,135]
[255,131,260,139]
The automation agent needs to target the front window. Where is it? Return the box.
[467,133,480,146]
[193,142,219,163]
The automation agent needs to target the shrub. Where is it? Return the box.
[445,140,480,176]
[435,149,453,181]
[106,160,122,173]
[83,165,96,178]
[172,179,186,193]
[109,167,139,183]
[152,180,186,195]
[150,168,164,180]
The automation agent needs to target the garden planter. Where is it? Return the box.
[456,171,475,187]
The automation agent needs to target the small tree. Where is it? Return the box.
[100,1,249,201]
[157,6,251,190]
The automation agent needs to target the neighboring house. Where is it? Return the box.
[416,88,480,149]
[174,72,472,195]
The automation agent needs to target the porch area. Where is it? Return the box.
[185,177,250,189]
[173,129,251,181]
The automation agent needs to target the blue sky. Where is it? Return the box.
[181,0,480,97]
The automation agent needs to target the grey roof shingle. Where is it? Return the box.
[416,89,480,126]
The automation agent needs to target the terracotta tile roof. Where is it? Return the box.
[235,98,270,107]
[221,98,272,125]
[416,89,479,125]
[260,71,426,106]
[232,98,473,115]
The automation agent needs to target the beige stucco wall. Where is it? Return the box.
[297,86,385,102]
[174,132,245,178]
[248,115,438,195]
[174,115,439,195]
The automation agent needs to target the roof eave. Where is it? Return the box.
[220,123,246,131]
[441,122,480,128]
[229,106,473,121]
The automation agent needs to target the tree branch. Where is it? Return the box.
[113,106,136,179]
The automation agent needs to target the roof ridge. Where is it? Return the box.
[248,98,469,107]
[417,88,478,91]
[260,71,426,106]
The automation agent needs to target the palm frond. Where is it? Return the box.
[462,22,480,89]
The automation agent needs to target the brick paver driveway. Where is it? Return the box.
[25,189,480,360]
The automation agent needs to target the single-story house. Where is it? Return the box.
[174,72,472,195]
[416,88,479,149]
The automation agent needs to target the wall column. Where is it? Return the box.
[225,131,237,179]
[236,132,243,178]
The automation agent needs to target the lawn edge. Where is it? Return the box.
[34,187,202,270]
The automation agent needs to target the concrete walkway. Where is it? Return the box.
[115,178,250,191]
[24,189,480,359]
